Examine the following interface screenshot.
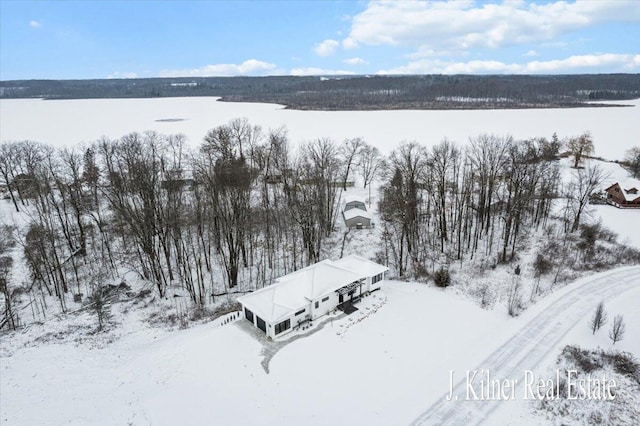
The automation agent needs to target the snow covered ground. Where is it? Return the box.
[2,267,638,426]
[557,157,640,249]
[412,266,640,425]
[2,98,639,425]
[591,205,640,249]
[1,97,637,160]
[488,275,640,425]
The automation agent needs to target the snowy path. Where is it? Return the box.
[409,266,640,426]
[237,311,347,373]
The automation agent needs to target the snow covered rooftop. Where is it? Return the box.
[344,194,367,205]
[334,254,388,277]
[238,259,369,323]
[343,207,372,221]
[606,179,640,202]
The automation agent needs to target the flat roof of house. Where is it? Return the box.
[237,256,388,324]
[343,207,372,221]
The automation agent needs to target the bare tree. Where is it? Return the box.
[0,225,16,330]
[285,138,341,265]
[100,132,170,297]
[339,137,365,190]
[202,126,236,160]
[565,164,607,232]
[609,314,625,344]
[430,139,460,253]
[200,123,257,289]
[0,142,22,212]
[89,286,111,331]
[467,135,510,244]
[589,301,608,334]
[567,132,594,168]
[379,142,426,276]
[358,143,384,189]
[624,146,640,178]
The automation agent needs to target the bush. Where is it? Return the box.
[433,267,451,288]
[88,287,111,331]
[533,253,552,277]
[477,282,496,309]
[413,263,429,280]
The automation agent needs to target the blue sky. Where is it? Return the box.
[1,0,639,80]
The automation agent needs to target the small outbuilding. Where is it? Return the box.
[237,255,387,339]
[344,194,367,211]
[343,208,372,228]
[342,194,372,228]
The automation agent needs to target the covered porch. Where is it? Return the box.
[335,280,364,314]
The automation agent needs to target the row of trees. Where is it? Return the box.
[0,119,385,319]
[0,121,621,328]
[4,75,639,110]
[377,134,605,277]
[379,136,552,276]
[590,301,626,344]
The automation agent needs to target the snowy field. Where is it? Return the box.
[591,205,640,249]
[1,97,638,160]
[1,268,638,426]
[1,98,639,425]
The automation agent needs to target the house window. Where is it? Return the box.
[275,319,290,335]
[322,296,329,302]
[315,301,319,309]
[371,273,383,284]
[256,316,266,333]
[244,307,254,323]
[295,309,305,316]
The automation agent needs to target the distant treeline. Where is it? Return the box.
[1,74,639,110]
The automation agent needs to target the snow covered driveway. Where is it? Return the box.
[409,266,640,426]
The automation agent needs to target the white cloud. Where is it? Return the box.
[377,53,640,75]
[525,54,640,73]
[314,39,340,57]
[290,67,355,76]
[159,59,277,77]
[343,57,368,65]
[342,37,359,50]
[345,0,640,52]
[523,50,539,57]
[107,71,138,79]
[29,20,41,28]
[406,46,462,60]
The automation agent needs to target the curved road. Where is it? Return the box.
[409,266,640,426]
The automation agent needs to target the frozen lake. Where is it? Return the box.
[1,97,638,160]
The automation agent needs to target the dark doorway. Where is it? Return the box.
[339,294,344,303]
[245,307,254,323]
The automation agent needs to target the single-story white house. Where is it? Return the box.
[237,255,388,339]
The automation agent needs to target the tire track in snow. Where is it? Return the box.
[409,266,640,426]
